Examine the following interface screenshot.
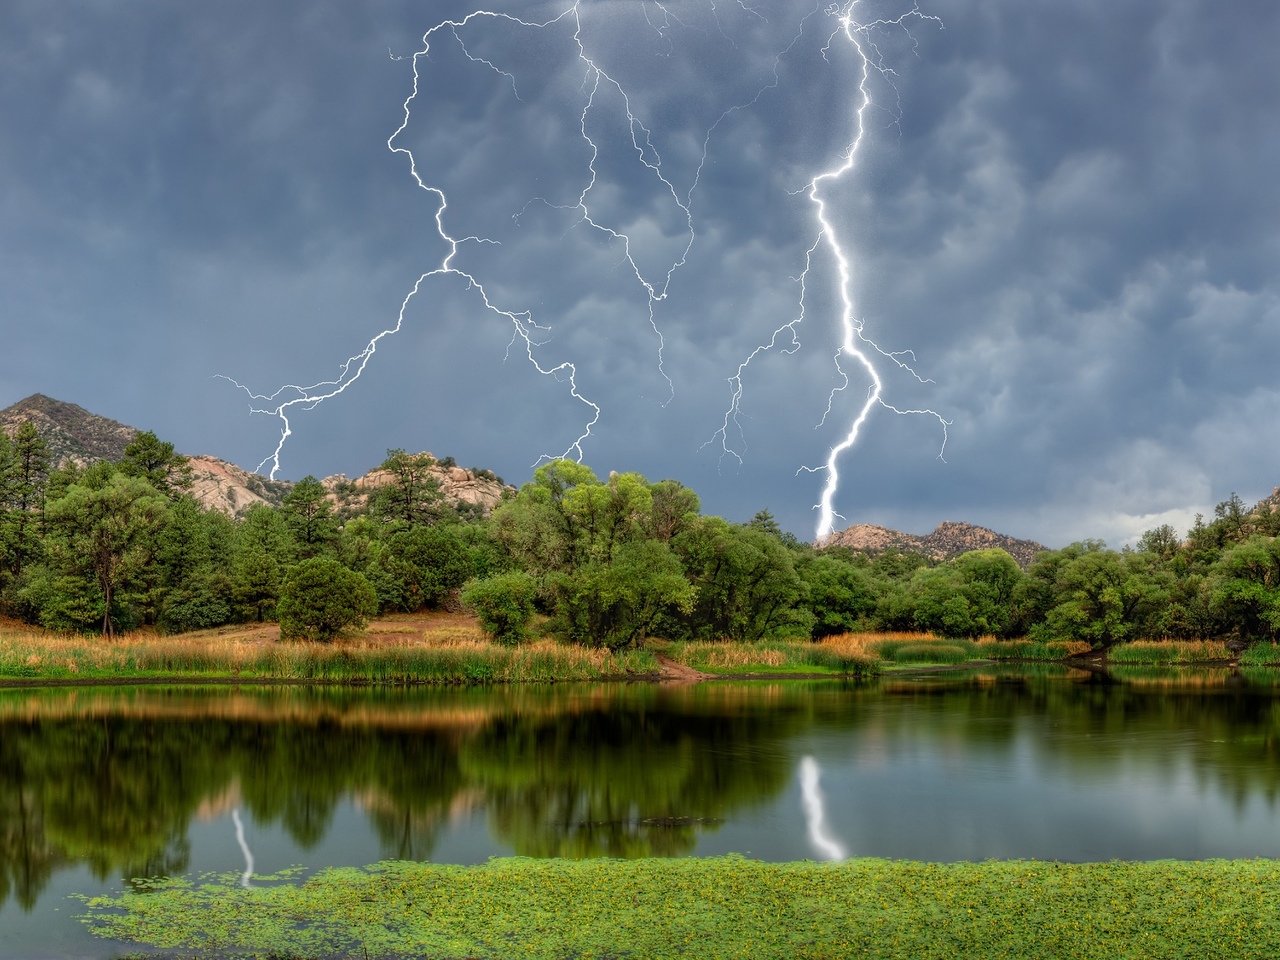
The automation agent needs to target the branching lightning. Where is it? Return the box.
[708,2,949,539]
[224,1,949,532]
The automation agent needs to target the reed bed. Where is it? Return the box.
[975,638,1093,660]
[1239,642,1280,666]
[1107,640,1231,664]
[0,631,657,684]
[661,637,880,675]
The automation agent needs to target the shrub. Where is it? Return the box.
[462,572,538,646]
[277,559,377,642]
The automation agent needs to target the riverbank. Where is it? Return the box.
[79,855,1280,959]
[5,615,1278,686]
[0,614,658,685]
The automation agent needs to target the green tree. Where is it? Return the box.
[368,449,443,528]
[462,571,539,645]
[1209,537,1280,642]
[118,431,193,497]
[1,422,50,577]
[1041,548,1171,647]
[799,554,879,638]
[153,497,235,632]
[41,471,169,635]
[546,540,695,648]
[953,548,1024,637]
[371,525,473,613]
[277,558,377,641]
[280,476,338,559]
[673,517,809,642]
[231,505,293,622]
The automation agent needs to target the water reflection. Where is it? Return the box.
[3,667,1280,915]
[798,757,846,861]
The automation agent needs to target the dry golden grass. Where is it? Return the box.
[1108,640,1232,664]
[0,612,656,684]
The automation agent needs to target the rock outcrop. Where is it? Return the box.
[1,394,511,520]
[320,461,510,515]
[820,520,1047,568]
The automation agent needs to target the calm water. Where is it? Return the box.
[4,665,1280,957]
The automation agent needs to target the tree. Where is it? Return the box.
[277,558,377,641]
[231,505,293,622]
[1209,537,1280,642]
[1041,548,1171,647]
[800,554,879,638]
[545,540,695,648]
[1,422,50,577]
[42,471,168,635]
[368,449,443,528]
[673,517,809,642]
[371,525,473,612]
[118,431,193,497]
[153,497,235,632]
[953,548,1024,637]
[462,571,539,645]
[281,476,338,559]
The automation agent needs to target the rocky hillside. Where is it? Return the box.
[1,394,511,519]
[1,394,137,465]
[820,520,1047,568]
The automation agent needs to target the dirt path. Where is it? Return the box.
[655,654,714,684]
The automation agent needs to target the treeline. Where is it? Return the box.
[2,423,1279,648]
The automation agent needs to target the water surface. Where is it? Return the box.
[4,666,1280,957]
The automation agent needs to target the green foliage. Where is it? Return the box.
[799,555,878,638]
[231,504,291,622]
[280,475,338,559]
[118,430,193,496]
[79,856,1280,960]
[674,517,810,642]
[372,524,473,613]
[41,470,169,635]
[546,540,696,648]
[462,571,539,645]
[368,449,443,528]
[277,558,377,641]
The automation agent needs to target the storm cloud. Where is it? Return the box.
[2,0,1277,547]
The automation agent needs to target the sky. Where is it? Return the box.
[2,0,1278,548]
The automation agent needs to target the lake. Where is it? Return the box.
[4,664,1280,958]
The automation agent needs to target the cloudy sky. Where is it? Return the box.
[2,0,1277,547]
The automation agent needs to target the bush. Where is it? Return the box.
[462,572,538,646]
[277,559,377,641]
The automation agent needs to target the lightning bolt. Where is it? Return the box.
[708,2,949,539]
[223,1,950,528]
[225,2,732,478]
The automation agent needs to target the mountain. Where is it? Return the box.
[0,393,137,465]
[820,520,1048,568]
[1,393,511,518]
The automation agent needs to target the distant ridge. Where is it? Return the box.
[0,393,511,519]
[0,393,137,465]
[820,520,1047,568]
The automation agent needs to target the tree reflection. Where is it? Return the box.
[5,672,1280,912]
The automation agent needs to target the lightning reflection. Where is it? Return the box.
[799,755,847,861]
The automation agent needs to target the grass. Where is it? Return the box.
[78,855,1280,960]
[1107,640,1232,664]
[657,634,894,676]
[0,625,657,685]
[1240,643,1280,666]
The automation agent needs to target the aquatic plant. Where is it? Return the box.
[78,856,1280,959]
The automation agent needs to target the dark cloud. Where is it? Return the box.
[2,0,1278,547]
